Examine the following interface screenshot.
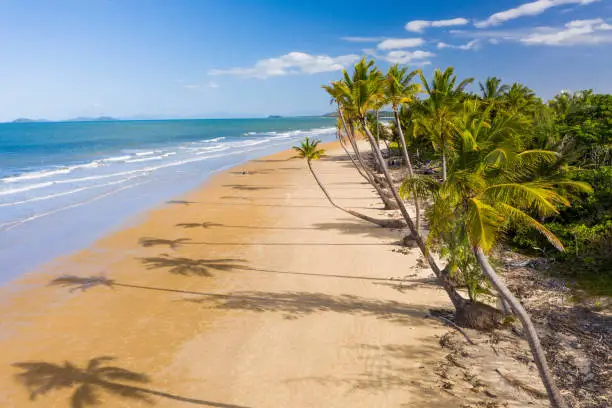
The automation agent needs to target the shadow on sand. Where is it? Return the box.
[174,220,386,234]
[186,290,432,324]
[138,237,395,248]
[48,276,434,326]
[166,200,197,206]
[222,184,275,191]
[12,356,249,408]
[139,256,246,276]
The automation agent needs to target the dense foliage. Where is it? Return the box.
[324,62,601,406]
[511,92,612,296]
[399,83,611,297]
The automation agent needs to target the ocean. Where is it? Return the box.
[0,118,336,283]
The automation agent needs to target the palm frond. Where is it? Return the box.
[495,202,564,251]
[399,176,439,200]
[466,198,502,252]
[482,182,567,217]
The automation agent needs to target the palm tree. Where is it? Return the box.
[335,116,370,182]
[293,137,402,228]
[505,83,539,113]
[424,104,587,408]
[323,81,399,210]
[479,76,509,100]
[13,357,243,407]
[385,64,423,232]
[335,58,467,311]
[385,64,421,176]
[416,67,474,181]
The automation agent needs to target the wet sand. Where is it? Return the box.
[0,142,457,407]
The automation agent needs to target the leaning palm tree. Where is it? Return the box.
[293,137,402,228]
[13,357,243,407]
[422,105,587,408]
[323,81,398,210]
[385,64,421,177]
[336,58,467,310]
[416,67,474,181]
[385,64,423,232]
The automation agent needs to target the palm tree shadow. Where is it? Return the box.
[49,275,116,292]
[175,222,223,229]
[139,237,192,249]
[187,291,431,324]
[12,357,249,408]
[166,200,197,206]
[222,184,274,191]
[139,256,247,277]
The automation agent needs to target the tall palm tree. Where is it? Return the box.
[416,67,474,181]
[336,58,467,311]
[323,81,398,210]
[385,64,423,232]
[385,64,421,176]
[293,137,401,228]
[13,357,242,407]
[424,105,587,408]
[335,116,369,182]
[479,76,509,100]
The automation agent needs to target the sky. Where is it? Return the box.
[0,0,611,121]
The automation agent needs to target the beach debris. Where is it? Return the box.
[429,312,476,345]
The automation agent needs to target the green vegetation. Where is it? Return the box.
[311,58,611,408]
[508,91,612,296]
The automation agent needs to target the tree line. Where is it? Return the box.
[295,57,611,408]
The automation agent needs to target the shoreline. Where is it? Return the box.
[0,142,459,407]
[0,125,336,284]
[1,140,337,288]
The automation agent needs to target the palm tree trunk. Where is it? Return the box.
[306,160,402,228]
[360,118,466,310]
[393,107,421,234]
[338,128,369,182]
[442,150,447,182]
[394,108,414,178]
[338,108,398,210]
[473,248,567,408]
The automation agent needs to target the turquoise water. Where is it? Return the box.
[0,118,336,282]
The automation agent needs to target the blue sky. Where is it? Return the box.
[0,0,611,121]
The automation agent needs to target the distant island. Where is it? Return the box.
[67,116,118,122]
[267,115,282,119]
[12,118,50,123]
[10,116,118,123]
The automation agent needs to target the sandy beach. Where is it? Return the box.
[0,142,466,407]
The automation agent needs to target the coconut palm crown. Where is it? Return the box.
[293,137,324,162]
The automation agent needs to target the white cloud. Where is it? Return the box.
[208,52,360,79]
[183,81,220,90]
[475,0,601,28]
[383,50,435,64]
[377,38,425,49]
[341,36,386,42]
[405,18,469,32]
[437,39,481,50]
[450,27,551,42]
[521,18,612,45]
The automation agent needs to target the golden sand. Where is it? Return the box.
[0,142,458,407]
